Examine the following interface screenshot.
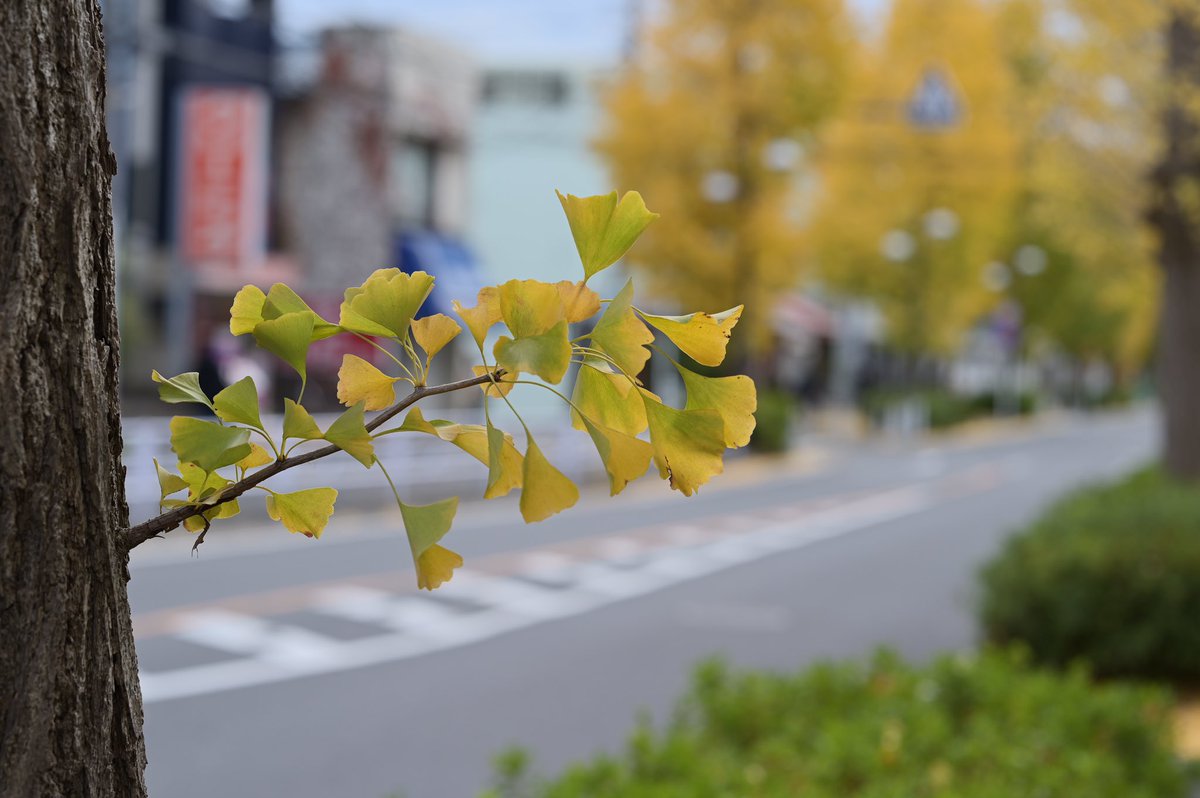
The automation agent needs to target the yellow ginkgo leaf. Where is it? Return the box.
[556,280,601,323]
[642,395,726,496]
[556,190,659,280]
[676,365,758,448]
[498,279,563,337]
[230,285,267,336]
[452,286,501,347]
[252,311,316,380]
[265,488,338,538]
[590,279,653,376]
[494,321,572,384]
[519,437,579,523]
[637,305,744,367]
[339,269,434,339]
[398,496,462,590]
[183,499,241,531]
[399,408,523,497]
[580,417,654,496]
[154,458,188,500]
[261,284,341,340]
[412,314,462,363]
[237,442,274,470]
[472,365,516,397]
[337,354,399,411]
[571,360,651,436]
[416,545,463,590]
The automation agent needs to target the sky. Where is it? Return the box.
[277,0,891,65]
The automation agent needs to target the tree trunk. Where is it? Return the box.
[1152,9,1200,481]
[0,1,148,795]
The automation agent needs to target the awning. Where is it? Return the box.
[395,231,484,317]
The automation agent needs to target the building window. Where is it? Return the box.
[392,138,436,229]
[481,71,569,107]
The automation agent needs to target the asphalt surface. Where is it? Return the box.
[129,407,1159,798]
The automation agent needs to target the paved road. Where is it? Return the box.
[129,408,1159,798]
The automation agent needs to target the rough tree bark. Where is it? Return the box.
[0,1,149,795]
[1152,8,1200,481]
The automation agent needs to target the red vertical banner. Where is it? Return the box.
[178,86,269,271]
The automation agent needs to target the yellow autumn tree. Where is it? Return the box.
[813,0,1021,355]
[997,0,1158,380]
[597,0,853,363]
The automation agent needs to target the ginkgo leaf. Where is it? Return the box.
[590,279,653,376]
[494,320,571,383]
[580,417,654,496]
[154,458,188,500]
[265,488,338,538]
[452,286,501,347]
[230,285,267,336]
[253,311,316,380]
[519,437,579,523]
[151,370,214,409]
[398,497,462,590]
[337,354,398,410]
[485,419,509,498]
[170,417,252,472]
[324,402,375,468]
[556,280,601,323]
[283,399,323,442]
[498,279,564,337]
[571,360,650,436]
[472,365,516,397]
[262,284,341,340]
[676,364,758,448]
[339,269,434,339]
[556,189,659,280]
[213,376,264,430]
[237,443,274,470]
[637,305,744,367]
[183,499,241,531]
[399,408,523,497]
[179,461,232,502]
[642,396,726,496]
[411,314,461,363]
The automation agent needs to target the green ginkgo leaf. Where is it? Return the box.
[283,399,323,442]
[675,364,758,448]
[151,370,214,409]
[213,376,264,430]
[399,496,462,590]
[519,437,579,523]
[494,320,572,384]
[642,396,726,496]
[170,417,252,472]
[580,416,654,496]
[265,488,338,538]
[590,279,653,376]
[637,305,743,367]
[324,402,375,468]
[253,311,316,380]
[179,461,232,502]
[339,269,435,339]
[261,284,341,340]
[556,190,659,280]
[571,360,650,436]
[154,458,188,501]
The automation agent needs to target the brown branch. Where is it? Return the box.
[124,369,503,552]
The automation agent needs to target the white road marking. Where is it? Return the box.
[138,474,990,704]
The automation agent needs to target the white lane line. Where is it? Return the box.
[139,477,983,704]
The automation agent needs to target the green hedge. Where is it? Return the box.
[862,389,1035,430]
[486,650,1185,798]
[749,390,794,453]
[980,468,1200,683]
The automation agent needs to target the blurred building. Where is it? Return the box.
[470,65,623,298]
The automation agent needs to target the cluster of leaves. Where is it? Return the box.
[485,649,1187,798]
[980,466,1200,683]
[148,191,756,590]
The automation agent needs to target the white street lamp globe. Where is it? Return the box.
[880,229,917,262]
[701,170,739,203]
[1014,244,1047,276]
[923,207,959,240]
[982,261,1011,292]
